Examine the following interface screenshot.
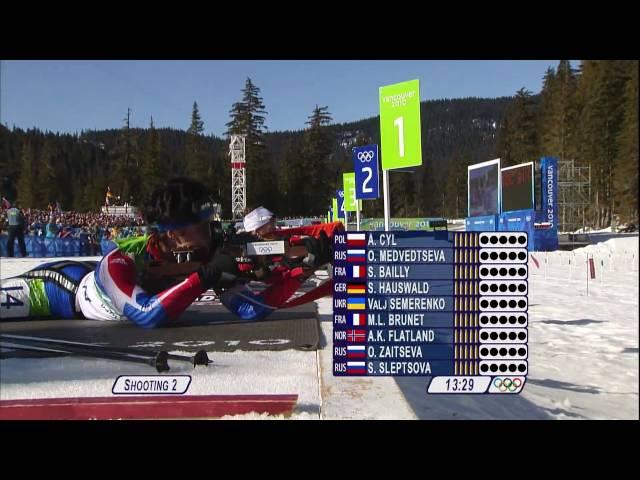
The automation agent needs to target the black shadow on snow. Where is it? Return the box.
[540,319,606,326]
[526,378,601,394]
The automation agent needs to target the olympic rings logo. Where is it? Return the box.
[357,151,375,162]
[257,246,272,254]
[493,377,523,392]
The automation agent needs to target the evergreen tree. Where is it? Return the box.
[110,108,140,204]
[225,78,274,211]
[613,61,639,223]
[503,88,538,167]
[36,139,57,208]
[16,142,35,207]
[141,117,167,202]
[185,102,209,180]
[302,105,333,214]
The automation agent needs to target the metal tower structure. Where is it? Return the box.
[558,159,591,233]
[229,135,247,220]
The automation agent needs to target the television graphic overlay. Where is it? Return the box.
[332,230,529,394]
[501,162,534,213]
[468,159,501,217]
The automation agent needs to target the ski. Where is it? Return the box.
[0,334,211,369]
[0,339,170,373]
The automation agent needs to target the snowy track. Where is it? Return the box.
[1,238,638,419]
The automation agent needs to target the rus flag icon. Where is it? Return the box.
[349,312,365,326]
[347,249,366,263]
[347,345,366,358]
[347,361,367,374]
[347,233,366,247]
[347,329,367,343]
[352,265,366,278]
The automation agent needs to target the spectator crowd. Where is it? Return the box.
[1,208,146,254]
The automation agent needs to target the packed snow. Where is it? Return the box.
[1,235,638,419]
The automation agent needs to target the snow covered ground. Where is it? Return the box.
[1,236,638,420]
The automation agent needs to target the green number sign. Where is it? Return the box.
[343,173,358,212]
[379,79,423,170]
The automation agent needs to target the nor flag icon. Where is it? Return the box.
[347,329,366,343]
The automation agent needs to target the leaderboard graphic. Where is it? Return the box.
[333,231,529,394]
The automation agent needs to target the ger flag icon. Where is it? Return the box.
[347,283,366,294]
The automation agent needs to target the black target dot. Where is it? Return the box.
[518,332,527,340]
[481,268,488,275]
[509,348,516,356]
[499,236,507,244]
[490,252,498,260]
[509,236,517,244]
[509,300,517,308]
[481,284,488,292]
[481,348,488,356]
[481,332,489,340]
[509,364,517,372]
[518,348,526,356]
[518,300,526,308]
[481,252,488,260]
[499,364,507,372]
[499,268,507,276]
[491,300,498,308]
[509,252,517,260]
[491,284,498,292]
[519,316,527,324]
[499,348,507,356]
[481,316,488,324]
[499,252,507,260]
[518,268,526,276]
[481,300,488,308]
[518,236,526,245]
[509,332,517,340]
[490,348,498,356]
[481,364,488,372]
[490,268,498,276]
[481,236,488,245]
[490,316,498,324]
[490,332,498,340]
[499,284,507,292]
[490,236,498,244]
[518,364,526,372]
[490,364,498,372]
[509,284,517,292]
[518,252,526,260]
[518,284,526,293]
[500,300,507,308]
[499,316,508,324]
[499,333,507,340]
[509,268,517,276]
[509,316,517,324]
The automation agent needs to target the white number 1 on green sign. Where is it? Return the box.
[394,116,405,157]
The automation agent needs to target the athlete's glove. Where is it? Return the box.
[301,231,332,268]
[198,250,240,290]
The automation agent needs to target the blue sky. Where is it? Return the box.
[0,60,578,137]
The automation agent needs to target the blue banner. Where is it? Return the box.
[0,235,111,257]
[535,156,559,251]
[353,144,380,200]
[336,190,345,219]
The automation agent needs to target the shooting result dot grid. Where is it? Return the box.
[332,231,528,394]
